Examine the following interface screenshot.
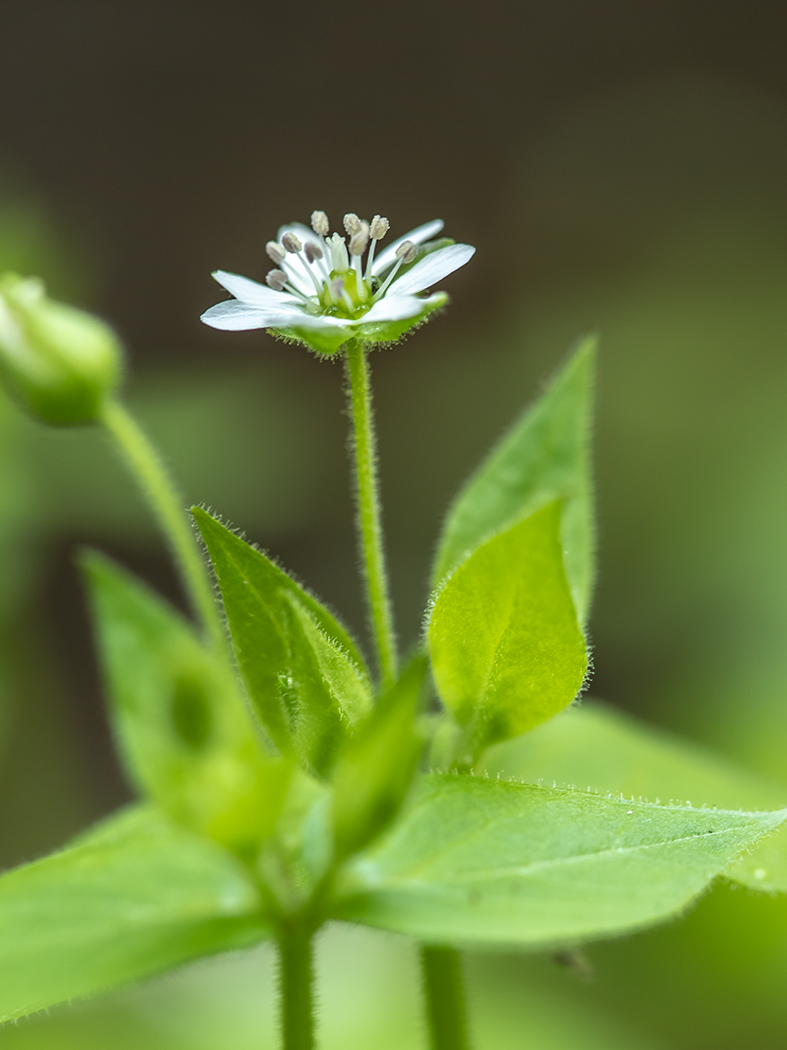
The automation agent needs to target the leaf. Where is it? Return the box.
[82,551,281,856]
[332,655,428,860]
[432,338,596,622]
[482,700,787,893]
[0,806,266,1023]
[427,503,587,757]
[336,774,786,948]
[194,509,372,776]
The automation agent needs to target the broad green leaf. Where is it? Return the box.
[336,774,785,947]
[82,551,281,856]
[194,509,372,776]
[428,503,587,757]
[0,805,266,1023]
[433,338,595,622]
[482,701,787,893]
[332,655,428,860]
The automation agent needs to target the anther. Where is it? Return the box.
[266,241,286,264]
[281,232,302,253]
[349,224,370,257]
[311,210,330,236]
[395,240,418,264]
[304,241,324,264]
[369,215,389,240]
[343,213,363,236]
[266,269,289,291]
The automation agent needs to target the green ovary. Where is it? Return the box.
[319,270,373,320]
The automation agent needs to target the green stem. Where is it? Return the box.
[421,946,471,1050]
[344,340,397,689]
[100,399,225,655]
[278,924,315,1050]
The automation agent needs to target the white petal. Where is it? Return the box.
[372,219,445,275]
[200,299,307,331]
[212,270,298,306]
[357,293,441,324]
[388,243,475,296]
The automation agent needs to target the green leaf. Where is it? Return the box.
[332,655,428,860]
[482,701,787,893]
[82,551,282,856]
[336,774,785,947]
[432,338,595,622]
[193,509,372,776]
[427,503,587,757]
[0,806,266,1023]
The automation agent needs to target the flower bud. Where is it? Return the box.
[0,274,122,425]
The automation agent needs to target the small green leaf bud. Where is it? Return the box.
[0,274,122,426]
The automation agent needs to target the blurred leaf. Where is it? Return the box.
[483,701,787,893]
[194,509,372,776]
[81,551,281,856]
[0,805,266,1023]
[428,503,587,757]
[332,655,427,860]
[337,774,785,947]
[432,338,595,622]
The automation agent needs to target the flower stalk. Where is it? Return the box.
[421,946,471,1050]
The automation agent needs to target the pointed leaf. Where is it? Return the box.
[428,503,587,757]
[82,551,279,855]
[336,774,786,947]
[194,509,372,775]
[483,701,787,893]
[433,338,595,622]
[0,806,266,1023]
[332,655,428,860]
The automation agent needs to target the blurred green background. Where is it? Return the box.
[3,2,787,1047]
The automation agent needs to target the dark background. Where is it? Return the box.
[3,2,787,1048]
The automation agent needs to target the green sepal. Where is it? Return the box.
[194,509,372,776]
[427,502,588,759]
[332,655,428,861]
[482,701,787,893]
[433,338,596,623]
[336,774,786,947]
[81,550,280,857]
[0,805,266,1023]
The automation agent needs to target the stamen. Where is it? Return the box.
[343,213,363,236]
[311,210,330,236]
[365,215,389,281]
[349,225,370,258]
[266,241,286,264]
[373,240,417,301]
[304,242,323,263]
[281,232,302,254]
[266,269,288,291]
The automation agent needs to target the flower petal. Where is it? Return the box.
[358,293,442,324]
[372,219,445,276]
[212,270,298,307]
[388,243,475,296]
[200,299,307,331]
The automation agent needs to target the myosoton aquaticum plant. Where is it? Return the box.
[0,211,786,1049]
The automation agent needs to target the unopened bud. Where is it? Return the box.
[369,215,389,240]
[0,274,122,426]
[281,232,302,253]
[266,241,286,264]
[395,240,418,264]
[304,241,324,264]
[343,213,362,236]
[266,269,289,291]
[349,223,370,257]
[311,210,330,236]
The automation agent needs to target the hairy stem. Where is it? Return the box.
[100,399,225,654]
[344,340,397,689]
[421,946,471,1050]
[278,924,315,1050]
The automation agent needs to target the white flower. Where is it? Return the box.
[200,212,475,354]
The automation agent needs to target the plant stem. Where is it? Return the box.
[100,398,225,655]
[344,340,397,689]
[421,946,471,1050]
[278,924,315,1050]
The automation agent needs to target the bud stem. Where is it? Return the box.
[100,399,227,657]
[343,340,398,690]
